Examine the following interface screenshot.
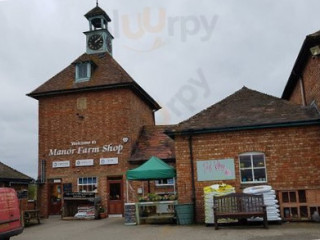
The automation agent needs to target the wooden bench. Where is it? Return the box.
[213,193,268,230]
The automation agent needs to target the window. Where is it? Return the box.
[239,152,267,183]
[78,177,97,192]
[155,178,174,187]
[75,62,91,82]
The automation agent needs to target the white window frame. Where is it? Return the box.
[75,62,91,82]
[239,152,267,184]
[77,177,97,192]
[155,178,175,187]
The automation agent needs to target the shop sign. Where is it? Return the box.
[48,140,125,157]
[75,159,94,167]
[197,159,235,181]
[64,192,95,199]
[52,161,70,168]
[100,157,118,165]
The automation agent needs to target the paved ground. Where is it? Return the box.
[12,217,320,240]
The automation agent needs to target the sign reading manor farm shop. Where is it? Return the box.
[48,140,124,157]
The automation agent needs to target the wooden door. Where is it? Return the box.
[48,183,62,215]
[108,180,123,215]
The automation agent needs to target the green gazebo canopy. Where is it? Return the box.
[126,156,176,180]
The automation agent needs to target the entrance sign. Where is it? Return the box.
[76,159,94,167]
[197,159,235,181]
[100,157,118,165]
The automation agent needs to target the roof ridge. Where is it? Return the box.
[175,87,320,132]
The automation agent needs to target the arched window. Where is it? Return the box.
[239,152,267,184]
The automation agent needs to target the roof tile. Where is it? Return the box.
[130,125,175,162]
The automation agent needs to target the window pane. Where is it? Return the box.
[253,169,266,181]
[291,207,298,218]
[240,156,251,168]
[241,169,253,182]
[282,192,289,203]
[289,192,297,202]
[93,177,97,184]
[300,206,308,218]
[284,207,290,218]
[79,63,88,78]
[167,178,174,185]
[253,155,265,167]
[79,178,83,184]
[88,178,93,184]
[298,190,306,203]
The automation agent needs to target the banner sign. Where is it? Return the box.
[197,159,235,181]
[52,161,70,168]
[100,157,118,165]
[75,159,94,167]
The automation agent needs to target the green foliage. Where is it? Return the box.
[28,184,37,200]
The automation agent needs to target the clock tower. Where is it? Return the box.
[84,2,114,55]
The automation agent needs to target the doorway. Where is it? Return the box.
[108,178,123,215]
[48,183,62,215]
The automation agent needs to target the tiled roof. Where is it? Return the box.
[130,125,175,162]
[27,52,160,110]
[172,87,320,133]
[85,6,111,22]
[0,162,33,182]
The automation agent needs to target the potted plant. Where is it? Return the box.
[99,206,107,219]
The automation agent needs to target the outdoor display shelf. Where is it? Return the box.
[135,200,178,224]
[61,192,101,220]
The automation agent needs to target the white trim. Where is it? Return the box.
[239,152,267,184]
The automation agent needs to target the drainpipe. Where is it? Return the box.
[188,135,196,223]
[299,76,307,106]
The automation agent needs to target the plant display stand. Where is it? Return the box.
[135,201,177,224]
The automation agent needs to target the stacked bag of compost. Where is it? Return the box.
[243,185,281,221]
[204,184,235,224]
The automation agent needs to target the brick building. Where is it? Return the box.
[282,31,320,107]
[27,5,174,218]
[28,4,320,222]
[167,87,320,222]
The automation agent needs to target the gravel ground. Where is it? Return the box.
[12,216,320,240]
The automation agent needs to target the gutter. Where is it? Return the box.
[165,119,320,138]
[27,82,161,111]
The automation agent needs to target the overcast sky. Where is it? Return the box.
[0,0,319,179]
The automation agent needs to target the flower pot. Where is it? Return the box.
[99,212,107,219]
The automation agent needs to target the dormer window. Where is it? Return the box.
[75,62,91,82]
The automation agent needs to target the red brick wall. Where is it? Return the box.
[175,126,320,223]
[289,56,320,106]
[288,80,303,105]
[37,88,155,217]
[301,57,320,106]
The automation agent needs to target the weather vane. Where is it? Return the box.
[96,0,99,7]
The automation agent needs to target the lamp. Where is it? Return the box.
[310,45,320,56]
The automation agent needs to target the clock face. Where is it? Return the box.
[88,34,104,50]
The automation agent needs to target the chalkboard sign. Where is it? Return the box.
[197,159,235,181]
[63,183,72,193]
